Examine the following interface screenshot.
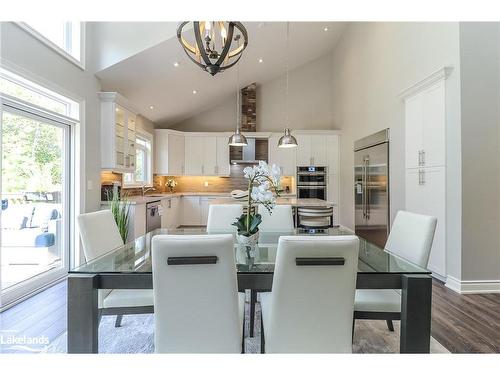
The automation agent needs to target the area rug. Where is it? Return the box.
[46,295,449,354]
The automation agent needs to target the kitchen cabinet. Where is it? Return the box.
[326,135,340,175]
[405,80,446,169]
[184,136,222,176]
[296,134,332,167]
[182,196,202,225]
[216,136,230,176]
[154,130,185,175]
[200,197,219,225]
[403,74,448,279]
[405,167,446,277]
[161,196,181,229]
[268,134,297,176]
[99,92,137,172]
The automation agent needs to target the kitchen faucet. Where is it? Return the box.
[141,185,156,196]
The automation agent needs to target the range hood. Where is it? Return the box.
[230,138,268,164]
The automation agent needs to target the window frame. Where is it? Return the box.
[15,22,86,70]
[123,131,153,188]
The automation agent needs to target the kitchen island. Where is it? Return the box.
[209,197,335,207]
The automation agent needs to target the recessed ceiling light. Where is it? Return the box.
[173,62,179,67]
[323,26,329,32]
[258,58,263,63]
[192,90,197,94]
[149,105,155,110]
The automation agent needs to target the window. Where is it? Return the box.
[17,22,84,68]
[124,133,153,187]
[0,67,79,118]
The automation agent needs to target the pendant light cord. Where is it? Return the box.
[236,42,241,132]
[285,22,289,128]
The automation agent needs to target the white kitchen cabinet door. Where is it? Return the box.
[182,196,202,225]
[422,81,446,167]
[132,204,146,241]
[169,134,185,175]
[268,134,296,176]
[310,135,327,166]
[154,131,185,175]
[203,136,218,176]
[161,199,169,228]
[184,136,204,175]
[405,93,424,169]
[200,197,219,225]
[405,167,446,278]
[170,197,180,228]
[216,136,230,176]
[154,131,169,175]
[326,135,339,175]
[295,134,312,166]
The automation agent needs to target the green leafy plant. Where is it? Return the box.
[232,213,262,236]
[107,191,131,243]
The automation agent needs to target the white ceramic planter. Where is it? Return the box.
[236,231,259,246]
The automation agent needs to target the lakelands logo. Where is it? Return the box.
[1,331,49,346]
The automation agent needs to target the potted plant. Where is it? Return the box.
[232,161,281,245]
[107,191,131,244]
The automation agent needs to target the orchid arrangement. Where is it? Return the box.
[232,161,281,237]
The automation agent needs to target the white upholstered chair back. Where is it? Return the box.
[206,204,243,232]
[264,235,359,353]
[258,204,294,232]
[77,210,124,261]
[152,234,242,353]
[385,211,437,268]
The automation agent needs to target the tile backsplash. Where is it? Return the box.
[104,164,294,197]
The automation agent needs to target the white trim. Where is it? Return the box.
[398,66,454,100]
[98,92,139,114]
[445,275,500,294]
[14,22,85,70]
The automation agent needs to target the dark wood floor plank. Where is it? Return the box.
[431,280,500,353]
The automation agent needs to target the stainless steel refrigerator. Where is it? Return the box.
[354,129,390,248]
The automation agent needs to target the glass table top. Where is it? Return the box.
[70,227,430,275]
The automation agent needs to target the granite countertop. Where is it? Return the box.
[101,192,298,205]
[208,197,335,207]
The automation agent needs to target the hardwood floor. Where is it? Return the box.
[1,279,499,353]
[431,279,500,353]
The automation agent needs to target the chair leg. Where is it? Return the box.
[386,319,394,332]
[260,311,265,354]
[250,290,257,337]
[352,318,355,342]
[115,314,123,327]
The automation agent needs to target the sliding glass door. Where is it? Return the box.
[1,106,70,307]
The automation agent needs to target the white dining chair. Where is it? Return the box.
[152,234,245,353]
[260,235,359,353]
[258,204,294,232]
[206,204,243,232]
[354,211,437,331]
[77,210,154,327]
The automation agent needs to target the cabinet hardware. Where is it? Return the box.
[421,150,425,166]
[202,165,204,175]
[418,151,422,166]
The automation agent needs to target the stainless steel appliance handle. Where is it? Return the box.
[364,156,370,219]
[362,158,367,218]
[298,186,327,190]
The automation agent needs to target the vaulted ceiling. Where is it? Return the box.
[96,22,347,126]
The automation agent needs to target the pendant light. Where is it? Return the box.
[278,22,298,149]
[177,22,248,76]
[228,60,248,146]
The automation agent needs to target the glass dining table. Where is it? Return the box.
[67,226,432,354]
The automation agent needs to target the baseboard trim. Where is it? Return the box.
[445,276,500,294]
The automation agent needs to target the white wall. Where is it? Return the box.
[459,22,500,282]
[329,23,461,240]
[169,52,336,132]
[0,22,102,212]
[87,22,178,71]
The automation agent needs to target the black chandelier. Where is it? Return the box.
[177,21,248,76]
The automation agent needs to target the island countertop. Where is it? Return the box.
[209,197,335,207]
